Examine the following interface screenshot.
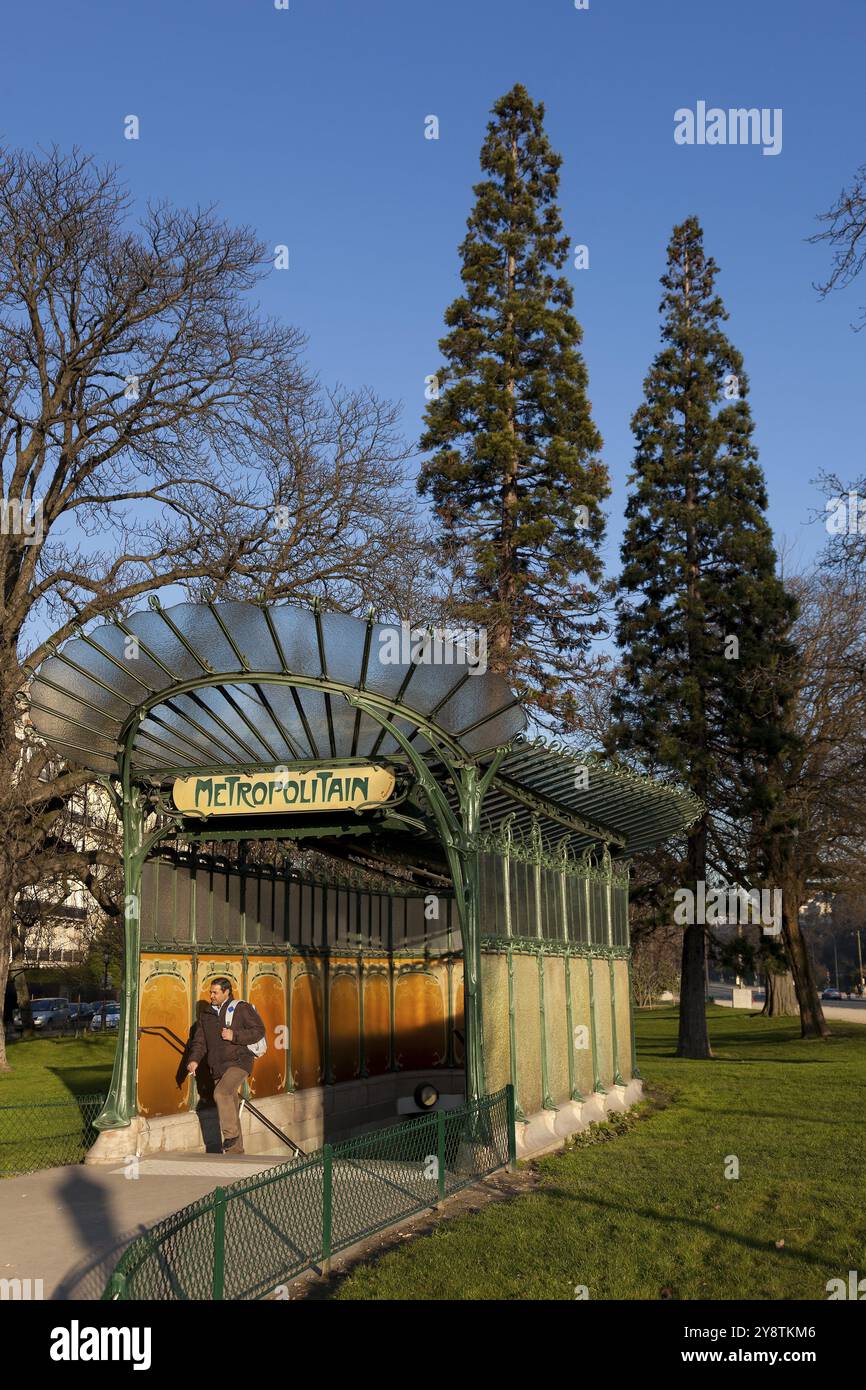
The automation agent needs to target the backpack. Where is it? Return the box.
[224,998,268,1057]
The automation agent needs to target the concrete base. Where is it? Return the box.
[85,1068,466,1165]
[516,1079,643,1159]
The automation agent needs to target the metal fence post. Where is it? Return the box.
[212,1188,226,1299]
[437,1109,446,1205]
[506,1083,517,1171]
[322,1144,333,1276]
[104,1271,127,1300]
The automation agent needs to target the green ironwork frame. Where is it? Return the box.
[96,669,513,1132]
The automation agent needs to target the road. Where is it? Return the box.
[708,982,866,1022]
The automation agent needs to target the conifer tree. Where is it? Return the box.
[611,216,797,1058]
[418,85,609,729]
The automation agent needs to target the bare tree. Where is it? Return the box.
[712,574,866,1037]
[0,144,424,1069]
[810,162,866,328]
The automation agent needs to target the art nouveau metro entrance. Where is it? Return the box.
[29,600,700,1157]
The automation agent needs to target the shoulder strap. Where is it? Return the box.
[225,998,243,1025]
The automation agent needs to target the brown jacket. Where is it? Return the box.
[188,997,266,1079]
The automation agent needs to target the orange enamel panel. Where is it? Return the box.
[196,957,244,1004]
[247,957,288,1099]
[138,955,193,1118]
[329,963,360,1083]
[291,968,324,1090]
[363,969,391,1076]
[394,966,447,1070]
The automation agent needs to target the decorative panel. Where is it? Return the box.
[247,956,288,1098]
[291,965,324,1089]
[137,954,192,1118]
[363,966,391,1076]
[394,963,446,1070]
[329,958,361,1083]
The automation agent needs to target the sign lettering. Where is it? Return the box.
[172,765,396,816]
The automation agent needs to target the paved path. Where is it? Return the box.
[711,989,866,1024]
[0,1151,286,1300]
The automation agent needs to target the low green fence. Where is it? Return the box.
[104,1085,516,1300]
[0,1094,107,1176]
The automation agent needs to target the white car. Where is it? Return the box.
[90,1005,121,1031]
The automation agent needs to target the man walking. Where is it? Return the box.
[186,978,266,1154]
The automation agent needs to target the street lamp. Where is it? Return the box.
[101,946,110,1032]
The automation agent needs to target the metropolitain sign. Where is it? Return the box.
[172,764,396,816]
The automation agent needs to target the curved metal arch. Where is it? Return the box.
[28,599,527,777]
[116,669,477,777]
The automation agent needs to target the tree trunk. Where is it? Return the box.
[677,923,712,1056]
[12,948,33,1033]
[677,815,712,1058]
[493,134,520,673]
[762,969,798,1017]
[0,899,12,1071]
[781,874,830,1038]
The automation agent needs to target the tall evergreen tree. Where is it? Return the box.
[418,84,609,729]
[611,216,797,1058]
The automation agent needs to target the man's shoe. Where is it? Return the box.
[223,1138,245,1155]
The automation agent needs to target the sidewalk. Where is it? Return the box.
[0,1151,286,1300]
[713,996,866,1023]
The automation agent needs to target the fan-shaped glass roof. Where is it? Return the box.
[28,599,701,857]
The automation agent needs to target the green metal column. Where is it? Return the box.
[609,958,625,1087]
[506,1082,517,1170]
[606,861,624,1086]
[627,952,642,1081]
[323,949,334,1085]
[585,876,604,1094]
[459,763,487,1106]
[342,695,504,1107]
[95,776,144,1132]
[533,849,555,1111]
[561,866,583,1102]
[502,836,524,1120]
[358,953,368,1079]
[285,956,294,1093]
[322,1144,333,1276]
[212,1188,227,1299]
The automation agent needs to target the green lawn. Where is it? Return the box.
[336,1007,866,1300]
[0,1034,117,1174]
[0,1032,117,1104]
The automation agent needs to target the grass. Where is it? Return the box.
[0,1033,117,1174]
[335,1007,866,1300]
[0,1032,117,1104]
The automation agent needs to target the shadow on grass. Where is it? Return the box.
[49,1065,115,1100]
[539,1184,833,1276]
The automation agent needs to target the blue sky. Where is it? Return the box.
[4,0,864,579]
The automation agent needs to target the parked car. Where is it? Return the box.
[69,1003,95,1022]
[90,1004,121,1031]
[821,988,843,1000]
[30,998,72,1029]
